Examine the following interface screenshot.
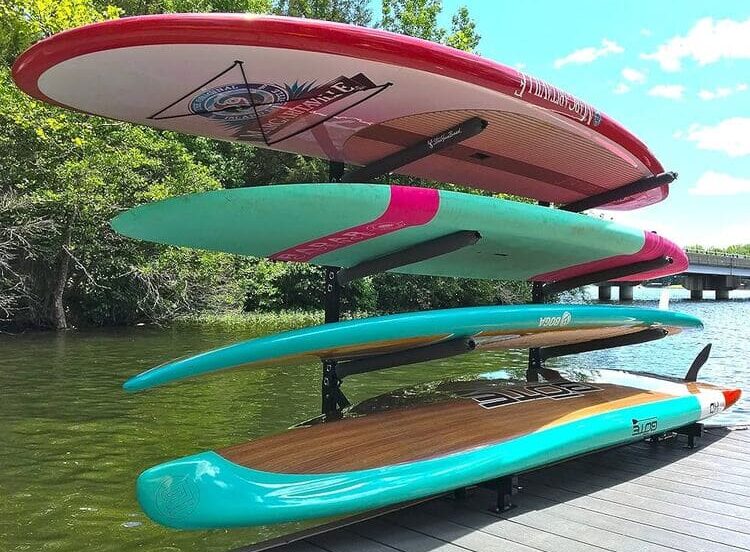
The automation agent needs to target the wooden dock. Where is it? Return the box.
[238,426,750,552]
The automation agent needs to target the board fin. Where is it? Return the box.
[684,344,711,382]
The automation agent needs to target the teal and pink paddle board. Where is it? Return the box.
[13,14,668,209]
[111,183,687,283]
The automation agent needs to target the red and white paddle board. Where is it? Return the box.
[13,14,667,209]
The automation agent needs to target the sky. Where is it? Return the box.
[424,0,750,247]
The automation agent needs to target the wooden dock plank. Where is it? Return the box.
[571,458,750,504]
[526,471,750,535]
[520,480,750,548]
[534,463,750,516]
[307,529,402,552]
[243,427,750,552]
[583,447,750,490]
[590,448,750,489]
[490,489,744,552]
[423,493,659,552]
[384,508,542,552]
[417,500,607,552]
[348,517,468,552]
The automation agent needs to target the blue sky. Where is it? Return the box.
[422,1,750,247]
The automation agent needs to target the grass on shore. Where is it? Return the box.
[174,310,326,332]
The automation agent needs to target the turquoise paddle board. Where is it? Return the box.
[135,368,742,529]
[124,305,702,392]
[111,184,687,283]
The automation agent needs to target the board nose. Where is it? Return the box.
[722,388,742,409]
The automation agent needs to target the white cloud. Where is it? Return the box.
[593,207,750,249]
[554,39,624,69]
[648,84,685,100]
[515,62,526,69]
[641,17,750,71]
[613,83,630,94]
[698,83,748,100]
[640,28,653,37]
[690,171,750,196]
[621,67,646,83]
[684,118,750,157]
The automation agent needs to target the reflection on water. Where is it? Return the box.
[1,289,748,551]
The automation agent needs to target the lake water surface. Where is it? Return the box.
[2,288,749,551]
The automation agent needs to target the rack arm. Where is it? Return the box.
[335,338,476,379]
[541,256,672,296]
[343,117,488,182]
[540,328,668,361]
[561,172,677,213]
[337,231,481,285]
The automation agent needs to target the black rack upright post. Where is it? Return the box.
[320,160,346,417]
[526,281,545,382]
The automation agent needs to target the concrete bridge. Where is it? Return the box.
[598,248,750,301]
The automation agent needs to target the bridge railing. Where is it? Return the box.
[684,246,750,259]
[685,248,750,271]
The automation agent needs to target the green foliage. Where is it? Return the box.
[106,0,270,16]
[446,5,480,53]
[274,0,371,25]
[0,67,227,327]
[380,0,445,42]
[175,309,324,332]
[0,0,121,64]
[687,244,750,256]
[380,0,479,53]
[1,0,530,331]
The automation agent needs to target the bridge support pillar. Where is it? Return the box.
[598,285,612,302]
[684,274,739,300]
[618,285,634,302]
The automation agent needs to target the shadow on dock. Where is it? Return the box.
[239,426,750,552]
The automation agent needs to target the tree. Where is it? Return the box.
[100,0,270,17]
[0,65,232,329]
[380,0,445,42]
[0,0,121,65]
[446,5,480,53]
[274,0,371,26]
[379,0,479,53]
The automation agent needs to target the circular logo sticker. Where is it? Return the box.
[560,311,572,326]
[190,83,288,122]
[154,475,200,520]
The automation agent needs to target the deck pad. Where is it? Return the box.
[110,184,688,283]
[13,14,667,209]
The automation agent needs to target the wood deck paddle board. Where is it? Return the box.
[110,184,688,283]
[123,305,702,392]
[134,369,742,528]
[13,14,667,209]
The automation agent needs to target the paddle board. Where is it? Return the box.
[135,369,742,528]
[13,14,667,209]
[111,184,687,283]
[123,305,702,392]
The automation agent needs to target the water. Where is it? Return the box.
[1,290,748,551]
